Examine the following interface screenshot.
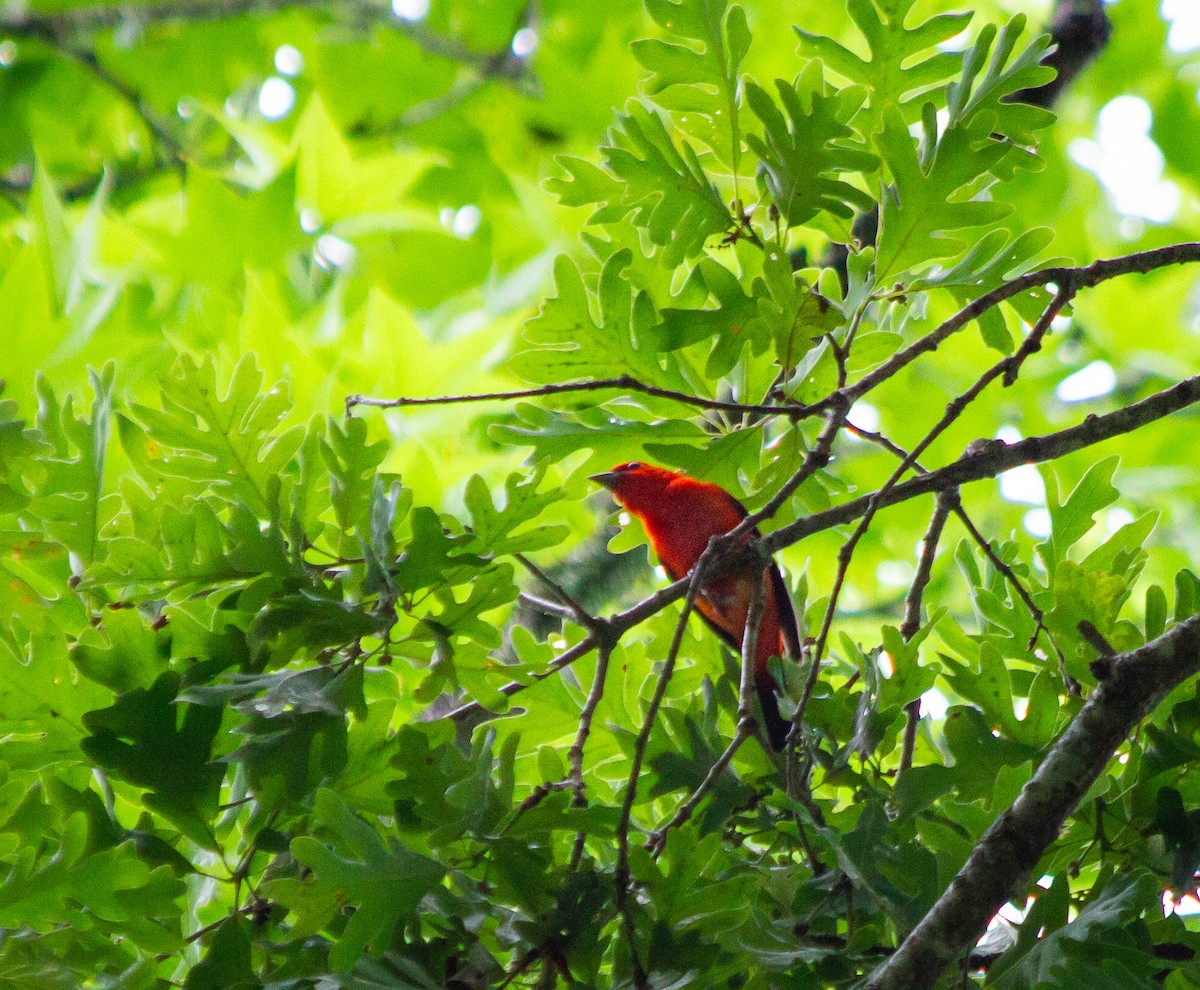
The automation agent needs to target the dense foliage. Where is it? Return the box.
[3,0,1200,987]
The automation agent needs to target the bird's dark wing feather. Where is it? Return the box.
[729,498,802,661]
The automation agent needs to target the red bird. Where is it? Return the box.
[590,462,800,749]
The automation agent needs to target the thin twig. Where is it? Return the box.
[57,44,184,161]
[518,592,578,622]
[346,373,824,422]
[1078,619,1116,659]
[897,494,953,778]
[497,946,542,990]
[766,369,1200,552]
[514,553,601,633]
[848,244,1200,405]
[445,633,600,724]
[715,398,851,561]
[615,569,706,990]
[847,422,1062,668]
[793,285,1076,736]
[951,502,1063,668]
[644,573,766,858]
[569,642,612,870]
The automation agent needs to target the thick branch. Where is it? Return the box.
[867,614,1200,990]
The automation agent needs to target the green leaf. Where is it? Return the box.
[92,495,294,598]
[72,606,165,693]
[1146,584,1169,640]
[125,354,304,520]
[632,0,751,169]
[546,106,731,268]
[509,251,690,387]
[182,915,261,990]
[874,103,1013,279]
[795,0,971,124]
[463,469,567,557]
[991,872,1162,990]
[82,671,225,846]
[0,388,45,514]
[745,64,877,229]
[27,365,114,564]
[393,506,485,594]
[490,402,707,472]
[320,414,391,542]
[944,16,1055,149]
[1041,457,1120,570]
[269,789,445,971]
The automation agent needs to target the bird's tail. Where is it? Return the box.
[755,672,790,751]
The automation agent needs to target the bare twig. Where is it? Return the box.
[349,249,1200,443]
[1078,619,1116,660]
[514,553,601,633]
[347,373,823,422]
[714,397,851,560]
[569,643,612,870]
[852,423,1064,680]
[497,945,542,990]
[795,284,1074,736]
[848,244,1200,405]
[767,370,1200,552]
[644,573,767,858]
[951,504,1062,667]
[445,633,601,726]
[897,494,953,777]
[518,592,578,623]
[56,44,184,161]
[508,779,574,820]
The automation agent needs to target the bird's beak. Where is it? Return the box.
[589,470,622,491]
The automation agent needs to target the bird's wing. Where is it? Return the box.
[661,498,801,661]
[729,498,802,661]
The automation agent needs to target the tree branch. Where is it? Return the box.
[447,371,1200,726]
[847,244,1200,405]
[765,371,1200,555]
[866,614,1200,990]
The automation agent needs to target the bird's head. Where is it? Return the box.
[589,461,686,513]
